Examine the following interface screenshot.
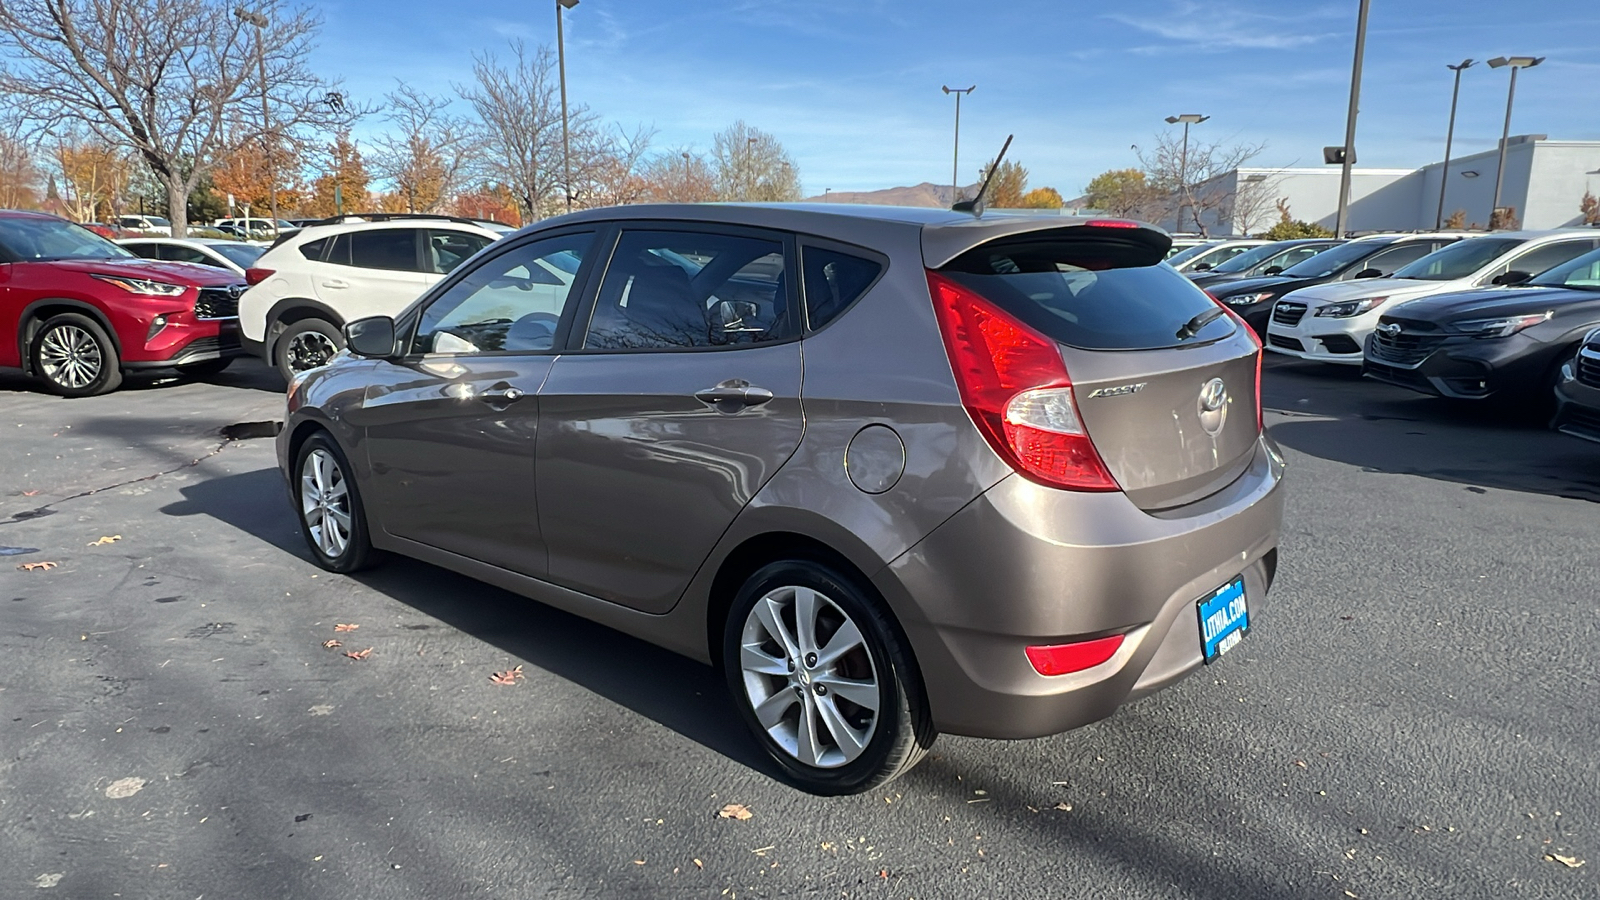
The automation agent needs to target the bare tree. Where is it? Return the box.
[460,41,573,221]
[712,121,801,202]
[1136,131,1265,235]
[0,130,41,209]
[569,123,655,209]
[0,0,353,235]
[640,148,717,203]
[370,83,478,213]
[1228,171,1284,236]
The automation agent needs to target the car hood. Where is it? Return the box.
[45,257,243,286]
[1208,274,1296,297]
[1383,286,1598,322]
[1286,277,1451,305]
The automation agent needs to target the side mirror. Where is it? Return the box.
[1491,270,1531,286]
[1262,265,1284,276]
[345,316,399,358]
[1353,268,1384,279]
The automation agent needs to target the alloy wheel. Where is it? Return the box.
[739,585,881,769]
[38,324,104,389]
[286,330,338,374]
[300,448,352,559]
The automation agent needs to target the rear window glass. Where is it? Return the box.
[941,238,1232,350]
[802,245,883,330]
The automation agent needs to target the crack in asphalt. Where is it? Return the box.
[1,422,280,527]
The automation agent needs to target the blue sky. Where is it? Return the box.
[312,0,1600,198]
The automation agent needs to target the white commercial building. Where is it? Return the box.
[1182,135,1600,236]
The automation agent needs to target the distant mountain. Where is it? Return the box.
[802,181,980,208]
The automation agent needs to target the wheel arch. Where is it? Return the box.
[18,298,123,376]
[263,297,346,362]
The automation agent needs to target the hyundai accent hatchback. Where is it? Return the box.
[278,205,1285,793]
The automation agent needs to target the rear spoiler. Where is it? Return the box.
[922,219,1172,270]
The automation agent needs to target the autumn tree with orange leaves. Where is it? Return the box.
[53,138,129,221]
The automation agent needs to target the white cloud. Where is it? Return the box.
[1107,1,1340,51]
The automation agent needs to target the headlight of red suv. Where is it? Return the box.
[91,274,188,297]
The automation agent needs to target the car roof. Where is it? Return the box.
[542,203,1171,268]
[0,208,68,222]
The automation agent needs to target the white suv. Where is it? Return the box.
[239,217,502,379]
[1266,230,1600,365]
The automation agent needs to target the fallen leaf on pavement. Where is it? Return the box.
[87,535,122,546]
[490,665,525,686]
[322,639,342,649]
[1545,853,1585,868]
[693,859,703,869]
[344,647,373,660]
[717,803,753,821]
[23,490,40,496]
[16,561,57,571]
[1053,802,1073,811]
[105,777,146,799]
[334,623,359,632]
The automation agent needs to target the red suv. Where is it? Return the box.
[0,210,249,396]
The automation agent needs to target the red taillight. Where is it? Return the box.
[1208,294,1264,434]
[1026,634,1125,676]
[926,270,1118,492]
[244,267,274,285]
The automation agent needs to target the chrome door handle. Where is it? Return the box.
[694,381,774,412]
[478,386,525,404]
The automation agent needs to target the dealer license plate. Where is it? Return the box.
[1198,578,1249,663]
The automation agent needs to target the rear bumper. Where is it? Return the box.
[877,435,1285,740]
[1362,334,1549,400]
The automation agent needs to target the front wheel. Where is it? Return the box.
[276,318,344,382]
[722,560,934,795]
[31,313,123,397]
[293,432,378,573]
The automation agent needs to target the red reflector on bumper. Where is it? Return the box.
[1025,635,1125,676]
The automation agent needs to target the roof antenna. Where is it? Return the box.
[952,134,1013,217]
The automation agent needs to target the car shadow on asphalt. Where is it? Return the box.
[1262,357,1600,502]
[0,358,285,396]
[159,465,778,778]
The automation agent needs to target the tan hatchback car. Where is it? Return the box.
[278,204,1285,794]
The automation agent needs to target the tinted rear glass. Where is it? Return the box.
[941,237,1232,350]
[802,245,883,330]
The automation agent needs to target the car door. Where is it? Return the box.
[315,228,433,318]
[536,225,805,613]
[355,229,601,576]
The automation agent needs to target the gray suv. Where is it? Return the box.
[278,204,1285,794]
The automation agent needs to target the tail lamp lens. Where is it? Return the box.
[244,267,274,285]
[1026,634,1126,676]
[926,270,1118,492]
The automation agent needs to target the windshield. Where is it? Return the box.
[211,243,266,267]
[1278,240,1389,279]
[1392,237,1522,281]
[0,217,135,262]
[1530,246,1600,290]
[1210,242,1289,274]
[1164,242,1218,267]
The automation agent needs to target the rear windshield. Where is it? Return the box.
[1392,237,1522,281]
[941,237,1233,350]
[1278,239,1391,279]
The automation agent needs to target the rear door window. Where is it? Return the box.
[1492,239,1598,282]
[940,236,1231,350]
[348,228,423,271]
[1356,242,1433,276]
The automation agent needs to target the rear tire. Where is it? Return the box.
[31,313,123,397]
[722,560,934,795]
[293,432,378,573]
[276,318,344,382]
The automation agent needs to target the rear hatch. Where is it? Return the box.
[932,224,1261,511]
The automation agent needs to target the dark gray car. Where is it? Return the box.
[277,204,1285,794]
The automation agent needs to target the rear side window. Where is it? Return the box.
[941,237,1229,350]
[299,237,328,260]
[349,229,421,271]
[801,245,883,330]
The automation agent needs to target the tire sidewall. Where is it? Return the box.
[293,432,373,573]
[31,313,123,397]
[722,560,921,795]
[276,318,345,383]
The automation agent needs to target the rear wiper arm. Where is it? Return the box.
[1176,307,1227,341]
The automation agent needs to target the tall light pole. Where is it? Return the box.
[1334,0,1371,238]
[1487,55,1545,229]
[234,6,275,226]
[1165,114,1208,233]
[556,0,578,212]
[1434,59,1475,230]
[941,85,975,204]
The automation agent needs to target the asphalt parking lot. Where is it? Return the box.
[2,357,1596,899]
